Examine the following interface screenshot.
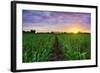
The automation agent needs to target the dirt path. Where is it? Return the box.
[49,36,65,61]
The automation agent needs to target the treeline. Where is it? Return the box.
[23,30,90,34]
[23,30,36,33]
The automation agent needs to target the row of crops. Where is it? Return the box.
[58,33,91,60]
[23,32,91,63]
[23,33,55,62]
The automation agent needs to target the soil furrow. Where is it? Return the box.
[49,36,65,61]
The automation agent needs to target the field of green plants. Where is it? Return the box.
[58,33,91,60]
[22,32,91,63]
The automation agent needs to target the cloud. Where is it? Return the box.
[22,10,91,32]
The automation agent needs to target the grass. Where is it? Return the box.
[22,32,91,63]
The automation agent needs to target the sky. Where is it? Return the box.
[22,10,91,33]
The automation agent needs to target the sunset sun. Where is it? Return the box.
[73,30,79,34]
[71,28,80,34]
[64,24,82,34]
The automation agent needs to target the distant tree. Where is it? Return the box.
[77,31,81,34]
[23,30,26,33]
[31,30,36,33]
[51,32,54,34]
[63,32,67,34]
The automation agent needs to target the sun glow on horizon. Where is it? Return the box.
[23,23,90,33]
[63,23,90,33]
